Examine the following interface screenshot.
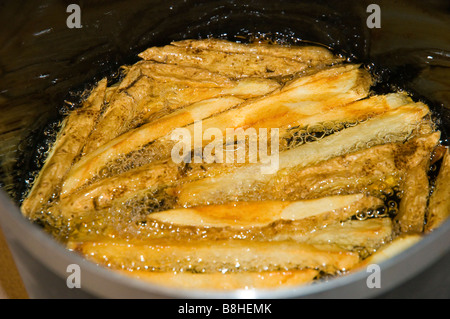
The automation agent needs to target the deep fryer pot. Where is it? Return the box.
[0,0,449,298]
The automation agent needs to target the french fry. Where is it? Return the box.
[138,41,342,78]
[293,218,393,253]
[147,194,381,229]
[76,194,382,241]
[61,64,371,196]
[69,207,392,255]
[61,96,244,197]
[116,269,319,290]
[58,92,412,216]
[177,64,372,142]
[425,148,450,232]
[356,234,422,269]
[172,38,340,63]
[264,131,441,202]
[280,92,412,149]
[394,132,441,233]
[59,159,182,217]
[20,39,447,290]
[81,74,153,155]
[135,60,234,87]
[82,65,280,155]
[21,79,108,219]
[68,239,360,274]
[176,104,431,207]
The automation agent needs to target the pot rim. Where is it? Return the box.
[1,190,449,299]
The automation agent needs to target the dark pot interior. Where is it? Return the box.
[0,0,449,298]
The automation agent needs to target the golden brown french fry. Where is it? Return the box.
[148,194,380,229]
[68,239,360,274]
[132,77,281,132]
[58,92,411,215]
[21,79,108,218]
[70,210,392,256]
[82,65,280,155]
[135,60,234,87]
[138,40,342,78]
[280,92,412,149]
[116,269,319,290]
[65,125,435,222]
[172,38,339,63]
[177,64,371,143]
[292,218,393,253]
[425,148,450,232]
[176,104,431,207]
[394,132,441,233]
[81,75,153,155]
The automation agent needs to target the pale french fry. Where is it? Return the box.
[138,41,342,78]
[425,148,450,232]
[176,104,431,207]
[292,218,393,253]
[357,234,422,269]
[21,79,108,218]
[116,269,319,290]
[68,239,360,274]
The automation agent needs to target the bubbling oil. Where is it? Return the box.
[16,35,448,280]
[37,115,440,246]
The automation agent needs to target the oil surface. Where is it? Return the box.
[0,0,449,290]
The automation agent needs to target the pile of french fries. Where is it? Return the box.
[20,39,449,290]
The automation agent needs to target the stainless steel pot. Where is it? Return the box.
[0,0,449,299]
